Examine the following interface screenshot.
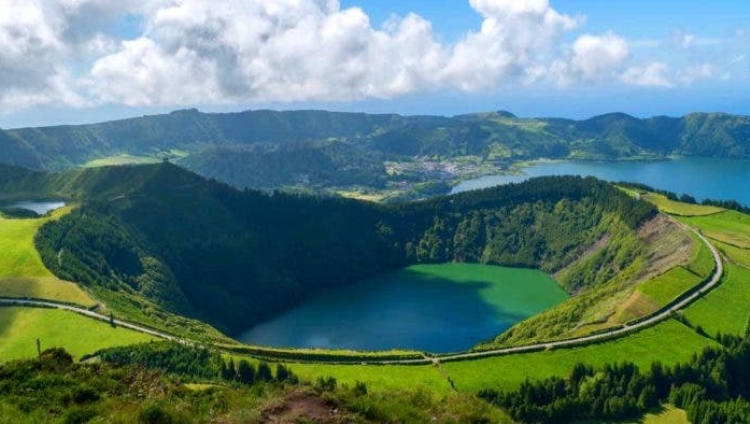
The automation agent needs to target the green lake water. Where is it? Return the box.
[239,263,568,353]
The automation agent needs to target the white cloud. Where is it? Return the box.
[621,62,673,87]
[86,0,588,105]
[0,0,737,112]
[678,63,719,85]
[551,32,629,85]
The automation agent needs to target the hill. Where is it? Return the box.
[0,162,694,344]
[2,110,750,197]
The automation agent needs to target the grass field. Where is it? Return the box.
[682,263,750,337]
[642,405,689,424]
[441,319,717,392]
[717,241,750,269]
[638,266,703,305]
[685,232,717,277]
[0,207,95,306]
[683,211,750,249]
[0,307,156,362]
[676,209,750,337]
[273,319,718,394]
[643,193,724,216]
[291,361,453,394]
[0,208,69,278]
[82,154,161,168]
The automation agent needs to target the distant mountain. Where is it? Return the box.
[2,109,749,192]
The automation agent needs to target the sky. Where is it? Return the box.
[0,0,748,128]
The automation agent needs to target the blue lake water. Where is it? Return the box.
[451,158,750,206]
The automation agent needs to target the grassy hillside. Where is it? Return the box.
[0,307,155,362]
[0,206,94,307]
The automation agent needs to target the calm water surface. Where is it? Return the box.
[7,201,66,215]
[240,264,568,353]
[452,158,750,206]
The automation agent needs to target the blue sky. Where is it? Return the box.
[0,0,748,128]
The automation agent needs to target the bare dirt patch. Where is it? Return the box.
[638,215,694,280]
[260,390,347,424]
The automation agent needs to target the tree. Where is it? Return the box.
[222,358,236,381]
[237,360,255,385]
[256,362,273,382]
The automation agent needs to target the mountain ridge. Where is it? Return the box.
[2,108,749,196]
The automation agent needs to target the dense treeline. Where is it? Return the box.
[479,337,750,423]
[30,163,656,335]
[96,342,297,385]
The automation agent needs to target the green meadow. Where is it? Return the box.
[0,207,94,306]
[0,307,155,362]
[441,319,717,392]
[638,266,703,306]
[683,210,750,249]
[643,193,724,216]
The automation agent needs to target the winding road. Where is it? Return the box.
[0,221,724,366]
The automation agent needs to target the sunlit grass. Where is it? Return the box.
[0,307,155,362]
[0,206,94,306]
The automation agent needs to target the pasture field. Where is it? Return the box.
[717,241,750,269]
[0,278,95,308]
[643,193,724,216]
[683,210,750,249]
[0,208,68,277]
[291,361,453,394]
[677,208,750,337]
[0,207,95,306]
[637,266,703,306]
[0,307,155,362]
[441,319,717,392]
[685,232,716,277]
[682,263,750,337]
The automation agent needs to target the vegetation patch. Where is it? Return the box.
[684,232,717,277]
[0,278,95,308]
[0,307,155,362]
[637,266,703,306]
[643,193,724,216]
[642,405,689,424]
[291,361,453,395]
[0,207,94,306]
[682,263,750,337]
[443,319,717,393]
[0,207,72,278]
[82,154,161,168]
[683,210,750,249]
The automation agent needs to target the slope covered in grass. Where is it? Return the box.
[0,207,94,306]
[0,307,155,362]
